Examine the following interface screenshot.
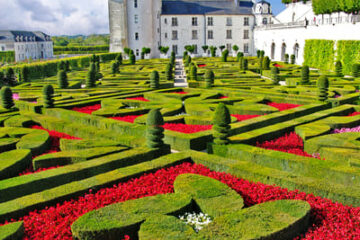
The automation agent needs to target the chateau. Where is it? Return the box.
[0,30,53,62]
[109,0,360,64]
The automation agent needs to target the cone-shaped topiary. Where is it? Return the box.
[257,50,261,58]
[130,53,136,65]
[57,61,66,71]
[165,63,173,80]
[205,70,214,88]
[301,65,310,84]
[146,109,164,149]
[190,65,197,80]
[221,49,229,62]
[111,61,120,75]
[57,70,68,89]
[291,54,296,64]
[352,63,360,78]
[150,70,160,89]
[284,54,289,64]
[20,66,29,82]
[271,67,280,84]
[184,55,191,67]
[335,61,343,77]
[260,50,265,58]
[242,58,248,71]
[86,64,96,88]
[5,68,14,83]
[263,56,271,70]
[116,53,123,65]
[1,87,14,109]
[236,52,244,62]
[317,75,329,102]
[183,51,188,60]
[42,84,54,108]
[212,103,231,145]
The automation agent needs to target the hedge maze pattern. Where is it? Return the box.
[0,54,359,239]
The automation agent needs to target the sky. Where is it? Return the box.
[0,0,285,36]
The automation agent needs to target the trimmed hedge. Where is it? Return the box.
[0,221,24,240]
[0,149,32,180]
[304,40,335,71]
[336,40,360,75]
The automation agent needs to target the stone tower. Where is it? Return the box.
[108,0,161,58]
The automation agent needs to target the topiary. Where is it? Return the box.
[212,103,231,145]
[111,61,119,75]
[335,61,343,77]
[317,75,329,101]
[260,50,265,58]
[222,49,229,62]
[190,65,197,80]
[57,61,66,71]
[130,53,136,65]
[284,54,289,64]
[116,53,123,65]
[236,52,244,62]
[20,66,29,82]
[0,86,14,109]
[150,70,160,89]
[146,109,164,149]
[204,70,214,88]
[263,56,271,70]
[257,50,261,58]
[210,46,217,57]
[183,51,188,60]
[165,63,173,80]
[86,64,96,88]
[42,84,54,108]
[65,61,71,72]
[5,68,15,84]
[57,70,68,89]
[291,54,296,64]
[242,58,248,71]
[271,67,280,84]
[352,63,360,78]
[301,65,310,84]
[184,55,191,67]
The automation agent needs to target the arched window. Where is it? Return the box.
[262,18,268,25]
[281,43,286,61]
[293,43,299,60]
[271,43,275,59]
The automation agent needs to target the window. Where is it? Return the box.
[172,30,178,40]
[171,17,178,26]
[135,15,139,24]
[192,30,198,40]
[244,17,249,26]
[244,43,249,53]
[136,49,139,56]
[244,30,249,39]
[135,32,139,40]
[164,18,167,24]
[262,17,268,25]
[165,33,168,39]
[226,17,232,26]
[192,17,198,26]
[226,44,232,51]
[208,30,213,39]
[1,46,4,51]
[134,0,138,8]
[172,45,178,55]
[226,30,232,39]
[194,45,198,54]
[207,17,213,26]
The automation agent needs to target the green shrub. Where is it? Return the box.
[205,70,214,88]
[335,61,343,77]
[257,50,261,58]
[221,49,229,62]
[20,66,29,82]
[213,103,231,145]
[183,51,188,60]
[352,63,360,78]
[184,55,191,67]
[150,71,160,89]
[5,68,15,84]
[146,109,165,148]
[263,56,271,70]
[43,85,54,108]
[236,52,244,62]
[57,61,66,71]
[240,58,248,71]
[0,87,14,109]
[291,54,296,64]
[65,61,71,72]
[190,65,197,80]
[210,46,217,57]
[130,53,136,65]
[260,50,265,58]
[284,54,289,64]
[111,61,119,75]
[271,67,280,84]
[301,65,310,84]
[116,53,123,65]
[232,45,239,54]
[304,39,335,70]
[317,75,329,101]
[57,70,68,89]
[165,63,173,81]
[86,64,96,88]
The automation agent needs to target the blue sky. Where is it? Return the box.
[0,0,286,36]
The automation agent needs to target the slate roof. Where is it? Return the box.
[0,30,51,43]
[162,0,254,15]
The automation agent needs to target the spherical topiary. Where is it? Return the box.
[146,109,164,149]
[86,64,96,88]
[291,54,296,64]
[301,65,310,84]
[150,70,160,89]
[317,75,329,102]
[111,61,120,75]
[130,53,136,65]
[221,49,229,62]
[335,61,343,77]
[116,53,123,65]
[352,63,360,78]
[20,66,29,82]
[1,87,14,109]
[212,103,231,145]
[205,70,214,88]
[190,65,197,80]
[262,56,271,70]
[271,67,280,84]
[57,70,68,89]
[165,63,173,81]
[42,84,54,108]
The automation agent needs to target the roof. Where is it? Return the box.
[0,30,51,43]
[161,0,254,15]
[257,0,270,5]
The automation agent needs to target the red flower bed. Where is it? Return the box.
[171,91,189,94]
[110,115,143,123]
[71,104,101,115]
[231,114,261,122]
[274,63,284,68]
[267,102,301,111]
[349,112,360,117]
[198,64,207,68]
[1,162,359,239]
[256,132,315,158]
[163,123,212,134]
[19,165,60,176]
[126,97,149,102]
[219,96,229,99]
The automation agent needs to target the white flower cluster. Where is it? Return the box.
[179,212,212,232]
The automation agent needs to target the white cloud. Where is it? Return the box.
[0,0,109,36]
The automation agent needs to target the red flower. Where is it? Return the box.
[274,63,284,68]
[171,91,188,94]
[197,64,207,68]
[163,123,212,134]
[71,104,101,115]
[349,112,360,117]
[126,97,149,102]
[231,114,261,122]
[267,102,301,111]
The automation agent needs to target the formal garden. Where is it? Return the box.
[0,45,359,239]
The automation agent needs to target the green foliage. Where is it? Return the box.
[0,87,14,109]
[57,70,68,89]
[260,50,265,58]
[20,66,29,82]
[257,50,261,58]
[304,40,335,70]
[165,63,173,80]
[146,109,164,148]
[184,55,191,67]
[170,53,175,66]
[232,45,239,53]
[183,51,188,60]
[54,45,109,55]
[86,64,96,88]
[205,70,214,88]
[291,54,296,64]
[52,34,109,47]
[42,85,54,108]
[0,51,15,63]
[236,52,244,62]
[263,56,271,70]
[335,61,343,77]
[159,46,170,55]
[129,53,136,65]
[5,68,15,83]
[240,58,248,72]
[111,61,120,75]
[0,221,24,240]
[202,45,209,53]
[336,40,360,75]
[190,65,197,80]
[150,71,160,89]
[271,67,280,84]
[210,46,217,57]
[284,54,289,64]
[213,103,231,145]
[116,53,123,65]
[184,45,196,53]
[301,65,310,85]
[352,63,360,78]
[317,75,329,101]
[221,49,229,62]
[219,45,225,52]
[57,61,66,71]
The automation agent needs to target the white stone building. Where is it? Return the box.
[0,31,53,62]
[254,1,360,64]
[109,0,271,58]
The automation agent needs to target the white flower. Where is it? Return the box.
[178,212,212,233]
